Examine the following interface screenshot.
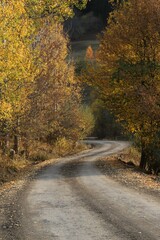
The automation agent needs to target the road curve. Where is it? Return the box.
[17,141,160,240]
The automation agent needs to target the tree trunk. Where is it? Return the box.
[14,135,19,154]
[2,135,9,155]
[140,146,148,170]
[13,116,20,154]
[140,144,157,173]
[23,137,29,158]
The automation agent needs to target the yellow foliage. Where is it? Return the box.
[25,0,88,21]
[0,0,35,122]
[85,0,160,163]
[0,0,89,158]
[86,46,94,60]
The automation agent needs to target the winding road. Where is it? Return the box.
[10,141,160,239]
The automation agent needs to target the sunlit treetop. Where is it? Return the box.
[0,0,35,121]
[25,0,88,21]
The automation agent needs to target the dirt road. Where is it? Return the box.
[1,141,160,239]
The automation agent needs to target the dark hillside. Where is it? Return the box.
[83,0,112,24]
[64,0,111,41]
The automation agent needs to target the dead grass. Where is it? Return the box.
[0,155,30,184]
[28,141,54,162]
[54,138,88,157]
[0,140,88,185]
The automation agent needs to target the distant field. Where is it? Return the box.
[70,40,99,61]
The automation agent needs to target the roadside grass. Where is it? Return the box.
[0,139,89,185]
[54,137,88,157]
[0,154,29,184]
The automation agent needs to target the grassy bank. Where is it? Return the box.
[0,139,89,185]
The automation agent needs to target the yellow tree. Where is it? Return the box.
[25,0,88,21]
[0,0,89,155]
[86,0,160,172]
[86,46,94,60]
[28,20,93,145]
[0,0,35,153]
[28,21,72,140]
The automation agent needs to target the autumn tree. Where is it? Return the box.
[25,19,94,148]
[25,0,88,21]
[0,0,92,160]
[0,0,35,153]
[86,46,94,60]
[86,0,160,172]
[28,21,74,140]
[24,0,91,146]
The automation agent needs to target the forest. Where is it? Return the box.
[0,0,160,184]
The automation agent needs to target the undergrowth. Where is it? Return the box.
[0,138,88,185]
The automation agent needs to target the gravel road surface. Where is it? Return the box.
[1,141,160,240]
